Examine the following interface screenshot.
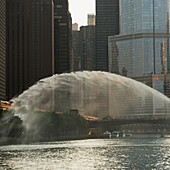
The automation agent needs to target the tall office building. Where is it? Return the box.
[53,0,72,74]
[72,25,95,71]
[68,12,73,72]
[6,0,54,99]
[108,0,170,96]
[72,26,81,71]
[96,0,119,71]
[95,0,119,116]
[88,14,95,26]
[80,25,96,70]
[0,0,6,100]
[109,0,170,77]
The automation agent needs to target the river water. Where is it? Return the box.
[0,137,170,169]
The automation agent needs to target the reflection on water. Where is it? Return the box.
[0,138,170,169]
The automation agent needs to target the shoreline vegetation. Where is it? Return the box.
[0,109,89,145]
[0,109,170,146]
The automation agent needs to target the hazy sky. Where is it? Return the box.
[69,0,95,28]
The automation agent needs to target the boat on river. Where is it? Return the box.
[111,131,119,138]
[102,130,132,138]
[123,130,132,137]
[102,131,111,138]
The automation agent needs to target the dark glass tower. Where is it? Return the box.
[0,0,6,100]
[80,25,96,71]
[96,0,119,71]
[53,0,72,74]
[6,0,54,99]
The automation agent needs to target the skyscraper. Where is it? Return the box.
[108,0,170,96]
[53,0,72,74]
[109,0,170,77]
[80,25,96,70]
[0,0,6,100]
[68,12,73,72]
[72,24,81,71]
[6,0,54,99]
[96,0,119,71]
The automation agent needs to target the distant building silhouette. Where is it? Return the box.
[72,23,78,31]
[6,0,54,99]
[96,0,119,71]
[72,19,96,71]
[88,14,95,26]
[53,0,72,74]
[0,0,6,100]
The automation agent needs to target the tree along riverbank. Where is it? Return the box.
[0,109,89,145]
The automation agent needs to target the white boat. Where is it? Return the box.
[124,130,132,137]
[111,131,119,138]
[102,131,111,138]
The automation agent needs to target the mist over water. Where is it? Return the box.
[12,71,170,119]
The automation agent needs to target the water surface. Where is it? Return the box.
[0,138,170,169]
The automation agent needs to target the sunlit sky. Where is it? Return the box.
[69,0,95,28]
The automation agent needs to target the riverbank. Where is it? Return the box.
[0,135,90,146]
[1,133,170,146]
[0,109,89,145]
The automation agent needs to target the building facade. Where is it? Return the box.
[6,0,54,99]
[68,12,73,72]
[96,0,119,71]
[108,0,170,97]
[0,0,6,100]
[133,74,170,98]
[53,0,72,74]
[109,0,170,76]
[72,29,81,71]
[109,34,170,77]
[119,0,169,35]
[80,25,96,70]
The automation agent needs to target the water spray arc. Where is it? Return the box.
[12,71,170,120]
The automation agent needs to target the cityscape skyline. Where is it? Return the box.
[1,0,170,100]
[0,1,170,167]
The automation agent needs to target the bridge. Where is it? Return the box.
[87,118,170,137]
[88,118,170,127]
[88,118,170,134]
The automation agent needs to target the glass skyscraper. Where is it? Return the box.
[109,0,170,97]
[80,25,96,71]
[96,0,119,71]
[109,0,170,76]
[53,0,72,74]
[120,0,169,35]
